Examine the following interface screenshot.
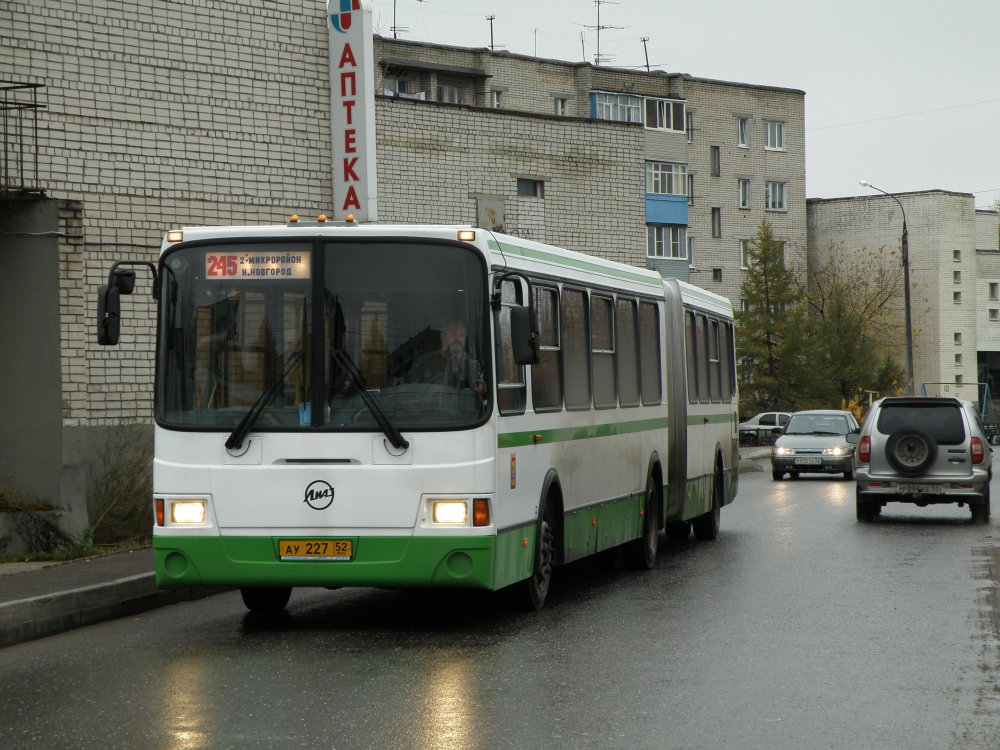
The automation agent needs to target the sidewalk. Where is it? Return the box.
[0,448,772,648]
[0,547,225,648]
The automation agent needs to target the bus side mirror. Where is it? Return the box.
[97,285,121,345]
[111,269,137,295]
[510,306,539,366]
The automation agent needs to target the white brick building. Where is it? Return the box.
[808,192,1000,411]
[0,0,803,539]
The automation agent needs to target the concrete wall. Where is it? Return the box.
[808,192,982,394]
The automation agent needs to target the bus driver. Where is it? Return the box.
[405,319,485,394]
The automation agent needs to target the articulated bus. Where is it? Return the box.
[97,220,739,611]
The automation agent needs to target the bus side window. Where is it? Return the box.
[562,288,591,410]
[696,314,709,403]
[496,280,526,415]
[639,301,661,405]
[615,298,640,407]
[721,321,735,400]
[532,286,563,411]
[685,309,698,404]
[592,294,616,409]
[709,318,721,402]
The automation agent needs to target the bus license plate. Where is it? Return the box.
[278,539,353,561]
[794,457,821,465]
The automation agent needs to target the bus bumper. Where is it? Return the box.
[154,531,532,591]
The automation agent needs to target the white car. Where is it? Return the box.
[738,411,791,445]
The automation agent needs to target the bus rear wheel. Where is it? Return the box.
[624,480,660,570]
[692,467,723,541]
[240,586,292,613]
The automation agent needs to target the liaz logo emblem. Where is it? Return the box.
[303,480,335,510]
[330,0,361,33]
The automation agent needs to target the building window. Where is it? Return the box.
[740,239,752,268]
[489,90,503,108]
[765,181,787,211]
[647,225,687,258]
[740,299,751,313]
[956,374,963,384]
[711,208,721,238]
[687,235,695,264]
[953,270,961,283]
[595,92,642,122]
[644,98,685,132]
[990,309,1000,322]
[737,117,749,147]
[956,353,963,366]
[554,97,568,115]
[738,178,750,209]
[687,174,695,205]
[990,282,998,300]
[516,178,543,197]
[764,120,786,150]
[686,111,695,142]
[712,268,723,282]
[646,162,688,195]
[710,146,720,177]
[438,85,462,103]
[955,332,963,343]
[954,250,961,261]
[953,291,962,304]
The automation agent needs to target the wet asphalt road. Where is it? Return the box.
[2,469,999,750]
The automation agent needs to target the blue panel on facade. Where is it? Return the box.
[645,194,688,224]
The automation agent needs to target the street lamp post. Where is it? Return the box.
[859,180,914,396]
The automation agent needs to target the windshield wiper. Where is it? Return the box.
[226,350,306,451]
[333,349,409,451]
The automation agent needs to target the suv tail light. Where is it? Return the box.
[858,436,871,463]
[971,436,985,464]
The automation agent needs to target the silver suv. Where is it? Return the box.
[849,397,992,523]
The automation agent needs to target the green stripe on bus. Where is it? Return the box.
[488,240,662,288]
[686,412,736,426]
[497,417,668,449]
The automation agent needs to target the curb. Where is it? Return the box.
[0,574,228,649]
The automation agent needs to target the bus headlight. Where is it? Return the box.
[170,499,207,524]
[431,500,468,525]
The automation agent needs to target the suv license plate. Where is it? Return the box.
[278,539,353,561]
[794,458,821,465]
[896,484,936,495]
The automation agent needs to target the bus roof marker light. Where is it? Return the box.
[289,215,300,223]
[166,231,183,243]
[458,230,476,242]
[345,214,356,223]
[316,214,328,222]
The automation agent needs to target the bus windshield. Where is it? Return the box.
[157,239,490,431]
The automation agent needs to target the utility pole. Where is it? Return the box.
[486,15,496,50]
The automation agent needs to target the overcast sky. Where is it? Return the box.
[368,0,1000,210]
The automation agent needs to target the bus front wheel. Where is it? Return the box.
[240,586,292,613]
[521,508,556,611]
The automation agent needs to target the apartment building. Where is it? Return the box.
[808,192,1000,406]
[372,37,807,304]
[0,0,803,541]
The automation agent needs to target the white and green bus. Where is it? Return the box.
[97,220,739,611]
